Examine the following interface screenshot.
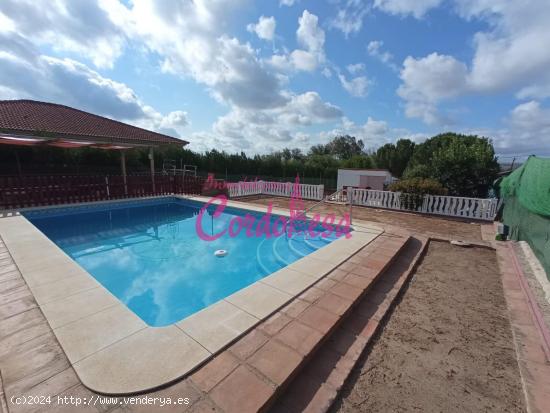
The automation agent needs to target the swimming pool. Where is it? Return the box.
[24,197,345,326]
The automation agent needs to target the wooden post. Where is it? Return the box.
[120,150,128,195]
[149,147,155,193]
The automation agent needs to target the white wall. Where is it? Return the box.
[337,169,392,190]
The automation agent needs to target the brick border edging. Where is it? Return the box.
[507,243,550,360]
[496,241,550,413]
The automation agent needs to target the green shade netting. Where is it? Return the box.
[500,156,550,217]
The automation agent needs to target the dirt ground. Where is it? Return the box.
[242,196,484,241]
[331,241,525,413]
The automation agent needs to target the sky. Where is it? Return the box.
[1,0,549,159]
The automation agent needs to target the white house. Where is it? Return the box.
[337,168,395,191]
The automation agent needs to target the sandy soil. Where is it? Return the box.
[242,196,483,241]
[331,241,525,413]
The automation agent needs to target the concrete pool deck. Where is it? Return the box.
[0,195,383,394]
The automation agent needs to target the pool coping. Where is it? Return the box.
[0,195,383,395]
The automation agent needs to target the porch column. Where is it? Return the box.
[120,150,128,195]
[149,147,156,192]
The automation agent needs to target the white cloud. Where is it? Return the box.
[268,10,325,73]
[1,1,348,152]
[124,1,287,111]
[279,0,298,6]
[367,40,398,70]
[0,0,125,68]
[247,16,276,41]
[297,10,325,53]
[318,116,427,150]
[374,0,442,19]
[329,0,370,37]
[396,0,550,132]
[398,53,469,124]
[338,73,369,97]
[509,101,550,131]
[457,0,550,99]
[0,32,187,138]
[158,110,189,136]
[322,68,332,78]
[463,101,550,156]
[207,91,343,153]
[347,63,365,75]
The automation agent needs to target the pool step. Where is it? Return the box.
[268,236,428,413]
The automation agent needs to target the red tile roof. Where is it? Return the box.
[0,100,187,146]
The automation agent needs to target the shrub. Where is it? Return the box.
[389,178,448,195]
[389,178,448,211]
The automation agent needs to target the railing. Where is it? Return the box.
[0,174,205,210]
[420,194,499,221]
[226,181,263,198]
[350,188,498,221]
[227,181,324,200]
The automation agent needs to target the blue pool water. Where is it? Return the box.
[24,198,345,326]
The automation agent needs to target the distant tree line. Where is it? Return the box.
[0,133,499,197]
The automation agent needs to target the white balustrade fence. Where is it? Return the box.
[227,180,324,200]
[349,188,498,221]
[226,181,263,198]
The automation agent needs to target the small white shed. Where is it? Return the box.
[337,169,394,191]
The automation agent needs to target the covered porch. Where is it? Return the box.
[0,100,203,209]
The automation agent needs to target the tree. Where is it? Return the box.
[325,135,364,159]
[342,154,374,169]
[374,139,415,177]
[404,133,499,197]
[308,144,330,156]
